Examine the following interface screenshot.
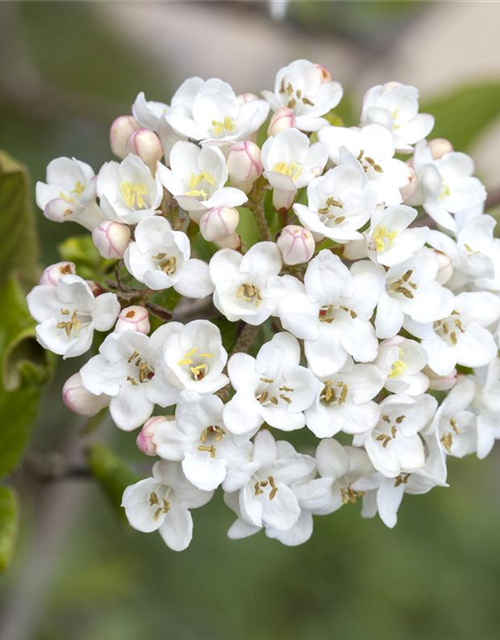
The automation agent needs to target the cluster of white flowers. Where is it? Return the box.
[28,60,500,551]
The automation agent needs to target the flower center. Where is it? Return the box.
[120,182,148,209]
[394,473,410,487]
[272,161,302,182]
[236,283,262,307]
[318,304,357,323]
[126,350,155,385]
[356,149,383,174]
[149,491,170,520]
[321,380,348,405]
[197,425,226,458]
[375,413,406,448]
[177,347,214,381]
[256,377,294,406]
[340,485,364,505]
[185,171,216,200]
[440,417,460,452]
[389,269,417,299]
[152,252,177,275]
[317,196,346,226]
[56,308,82,337]
[373,226,398,253]
[254,475,278,500]
[278,79,315,111]
[388,351,407,379]
[59,180,85,205]
[434,312,465,346]
[211,116,236,137]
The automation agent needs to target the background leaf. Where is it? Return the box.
[0,150,39,287]
[0,485,19,574]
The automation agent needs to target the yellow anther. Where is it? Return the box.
[56,310,81,337]
[120,182,148,209]
[185,171,216,199]
[236,283,262,307]
[388,359,407,379]
[211,116,236,137]
[272,161,302,182]
[373,226,398,253]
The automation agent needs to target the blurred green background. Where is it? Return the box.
[1,2,500,639]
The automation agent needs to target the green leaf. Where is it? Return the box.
[422,83,500,151]
[58,235,109,281]
[0,150,39,287]
[0,486,18,574]
[87,444,140,523]
[237,207,261,249]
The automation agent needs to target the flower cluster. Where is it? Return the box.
[29,60,500,551]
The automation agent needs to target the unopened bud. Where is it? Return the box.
[227,141,262,193]
[115,305,150,334]
[425,367,457,391]
[125,129,164,173]
[136,416,168,456]
[434,249,453,285]
[200,206,240,242]
[316,64,332,83]
[62,373,110,416]
[92,220,131,259]
[428,138,453,160]
[237,93,259,104]
[215,233,241,250]
[267,107,296,136]
[86,281,106,297]
[277,225,315,265]
[401,165,418,202]
[110,115,140,159]
[39,261,76,286]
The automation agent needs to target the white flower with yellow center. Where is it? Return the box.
[261,128,329,211]
[223,332,322,436]
[158,141,247,219]
[80,324,180,431]
[124,216,213,298]
[122,461,213,552]
[165,78,269,146]
[163,320,229,395]
[36,157,106,231]
[375,336,429,396]
[97,154,163,224]
[360,82,434,152]
[293,164,378,242]
[262,59,343,132]
[27,275,120,359]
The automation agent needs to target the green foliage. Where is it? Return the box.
[0,150,39,287]
[0,486,18,574]
[238,206,261,248]
[58,234,110,281]
[422,83,500,151]
[87,444,140,524]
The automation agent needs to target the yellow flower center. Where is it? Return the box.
[185,171,216,199]
[211,116,236,137]
[373,226,398,253]
[120,182,148,209]
[272,162,302,182]
[59,181,86,204]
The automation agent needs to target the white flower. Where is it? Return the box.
[293,164,378,242]
[411,142,486,232]
[36,157,105,231]
[163,320,229,395]
[354,430,447,528]
[453,214,500,292]
[165,78,269,145]
[224,430,316,534]
[152,391,252,492]
[305,364,384,437]
[278,250,380,376]
[80,325,180,431]
[262,59,343,132]
[356,394,438,478]
[210,242,286,325]
[315,439,375,514]
[157,142,247,219]
[97,154,163,224]
[406,291,500,375]
[471,358,500,459]
[122,461,213,551]
[375,336,429,396]
[224,332,321,435]
[27,275,120,359]
[317,123,411,206]
[433,377,478,458]
[261,129,329,210]
[124,216,213,298]
[360,82,434,152]
[374,248,454,340]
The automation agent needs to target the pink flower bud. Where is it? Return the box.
[136,416,169,456]
[110,115,140,159]
[92,220,131,259]
[267,107,297,137]
[39,261,76,286]
[316,64,332,83]
[215,232,241,250]
[401,165,418,202]
[62,373,110,416]
[125,129,164,173]
[199,206,240,242]
[227,141,262,193]
[434,249,453,285]
[277,225,315,265]
[115,305,150,334]
[237,93,259,104]
[428,138,453,160]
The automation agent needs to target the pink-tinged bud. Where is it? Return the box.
[215,232,241,250]
[125,129,164,173]
[434,249,453,285]
[272,188,296,212]
[267,107,296,137]
[136,416,169,455]
[277,225,315,265]
[316,64,332,83]
[428,138,453,160]
[86,281,106,297]
[115,305,150,334]
[63,373,110,416]
[425,367,457,391]
[227,141,262,193]
[401,165,418,202]
[92,220,131,259]
[39,261,76,286]
[200,206,240,242]
[110,115,140,159]
[237,93,259,105]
